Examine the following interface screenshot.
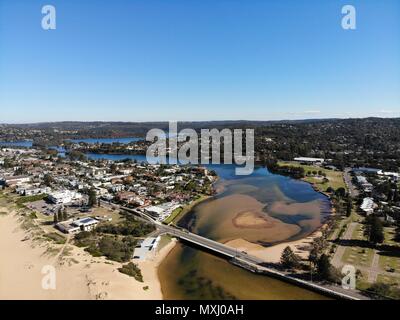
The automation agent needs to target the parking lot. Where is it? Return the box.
[26,199,91,217]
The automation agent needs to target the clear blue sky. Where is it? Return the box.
[0,0,399,123]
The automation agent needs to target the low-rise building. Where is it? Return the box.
[1,175,31,186]
[293,157,325,165]
[360,197,376,215]
[56,217,99,234]
[48,190,83,204]
[16,185,50,196]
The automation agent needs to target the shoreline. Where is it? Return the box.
[225,226,326,264]
[225,200,334,264]
[0,205,174,300]
[176,166,335,265]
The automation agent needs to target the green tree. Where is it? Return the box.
[346,200,353,217]
[53,212,58,224]
[367,283,391,298]
[62,208,68,221]
[317,254,333,281]
[88,188,97,207]
[57,207,63,222]
[335,187,346,198]
[68,150,87,161]
[364,215,384,244]
[280,246,301,269]
[308,247,319,267]
[43,174,53,187]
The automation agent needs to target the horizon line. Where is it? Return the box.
[1,116,400,126]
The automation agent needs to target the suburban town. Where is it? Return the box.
[1,0,399,311]
[0,121,399,300]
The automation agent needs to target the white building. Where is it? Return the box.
[356,175,373,192]
[48,190,83,204]
[1,175,31,186]
[16,185,50,196]
[378,170,399,182]
[144,205,165,217]
[144,202,181,221]
[293,157,325,164]
[360,197,376,215]
[56,217,99,234]
[71,217,99,231]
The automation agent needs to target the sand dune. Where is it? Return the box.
[0,210,174,300]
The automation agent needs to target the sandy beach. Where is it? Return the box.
[0,208,175,300]
[225,228,324,263]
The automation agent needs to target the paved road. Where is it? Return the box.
[344,167,359,198]
[368,250,380,282]
[100,202,369,299]
[331,222,357,268]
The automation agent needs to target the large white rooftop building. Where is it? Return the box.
[48,190,83,204]
[293,157,325,164]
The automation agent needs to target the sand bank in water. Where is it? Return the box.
[193,194,301,244]
[225,228,323,263]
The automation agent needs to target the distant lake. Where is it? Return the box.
[86,153,152,163]
[0,140,33,148]
[48,146,67,157]
[68,137,142,144]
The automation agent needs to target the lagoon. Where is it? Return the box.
[85,152,331,299]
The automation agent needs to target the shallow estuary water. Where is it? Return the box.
[84,152,331,299]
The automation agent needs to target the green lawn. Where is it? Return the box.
[43,232,67,244]
[163,207,183,224]
[16,194,48,206]
[278,161,346,192]
[378,254,400,273]
[352,223,366,241]
[377,274,400,286]
[383,227,398,246]
[342,246,374,268]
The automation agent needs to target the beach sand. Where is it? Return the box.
[225,229,323,263]
[0,209,175,300]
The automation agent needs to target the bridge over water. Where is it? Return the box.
[104,202,368,300]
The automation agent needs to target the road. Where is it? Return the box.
[331,222,357,267]
[101,201,369,300]
[344,167,359,198]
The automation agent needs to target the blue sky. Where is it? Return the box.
[0,0,399,123]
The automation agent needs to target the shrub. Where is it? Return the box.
[118,262,143,282]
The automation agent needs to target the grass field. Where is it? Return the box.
[383,227,398,246]
[351,223,365,240]
[377,274,400,286]
[342,246,374,268]
[278,161,346,192]
[15,194,48,207]
[378,254,400,273]
[163,207,183,224]
[43,232,67,244]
